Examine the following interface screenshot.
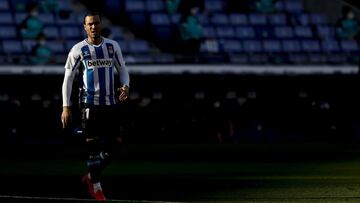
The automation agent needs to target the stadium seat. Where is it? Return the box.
[129,12,147,27]
[340,40,359,53]
[229,54,248,64]
[153,53,175,63]
[296,13,309,26]
[263,40,282,53]
[229,14,248,25]
[117,40,129,53]
[203,26,217,38]
[249,14,267,25]
[22,39,37,53]
[235,26,255,39]
[145,0,165,12]
[104,0,122,15]
[109,27,123,40]
[274,26,294,39]
[310,13,328,25]
[64,40,79,52]
[301,40,321,52]
[288,54,308,64]
[60,26,81,40]
[169,13,181,24]
[204,0,224,12]
[14,12,27,25]
[128,40,150,53]
[316,26,335,39]
[243,40,263,53]
[2,40,23,54]
[284,0,303,13]
[211,13,229,26]
[37,13,56,25]
[0,12,13,25]
[0,0,10,11]
[216,26,235,39]
[150,13,170,26]
[47,40,65,54]
[268,14,287,25]
[282,40,302,52]
[43,26,60,39]
[125,0,145,12]
[221,39,242,53]
[321,40,340,53]
[0,26,17,39]
[152,26,173,41]
[56,12,77,25]
[294,26,313,38]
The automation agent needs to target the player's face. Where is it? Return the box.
[84,15,102,39]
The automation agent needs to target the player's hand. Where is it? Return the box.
[61,107,72,129]
[118,85,129,102]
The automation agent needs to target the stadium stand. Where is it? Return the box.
[0,0,358,65]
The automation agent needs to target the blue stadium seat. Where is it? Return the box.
[242,40,263,52]
[263,40,282,53]
[198,15,210,25]
[125,0,145,12]
[210,13,229,25]
[60,26,81,40]
[56,12,77,25]
[117,40,129,53]
[150,13,170,26]
[0,26,17,39]
[301,40,321,52]
[294,26,313,38]
[221,39,242,53]
[0,12,13,25]
[14,12,27,24]
[169,13,181,24]
[284,0,303,13]
[274,26,294,39]
[288,54,308,64]
[43,26,60,39]
[204,0,224,12]
[316,26,335,39]
[340,40,359,53]
[104,0,122,15]
[249,14,267,25]
[2,40,23,54]
[321,40,340,53]
[229,14,248,25]
[153,54,175,63]
[216,26,235,39]
[129,12,147,27]
[128,40,150,53]
[297,13,309,26]
[152,26,173,41]
[229,54,248,64]
[22,39,37,53]
[0,0,10,11]
[47,40,65,54]
[38,13,56,25]
[203,26,216,38]
[235,26,255,39]
[110,27,123,40]
[64,40,78,52]
[282,40,302,52]
[145,0,165,12]
[310,13,328,25]
[268,14,287,25]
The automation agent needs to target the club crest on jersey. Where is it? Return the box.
[86,59,113,69]
[108,45,114,55]
[83,50,90,57]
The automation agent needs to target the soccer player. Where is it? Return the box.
[61,11,130,201]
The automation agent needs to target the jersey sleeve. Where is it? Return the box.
[62,48,81,107]
[113,42,130,87]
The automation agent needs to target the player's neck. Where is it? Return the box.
[87,36,103,45]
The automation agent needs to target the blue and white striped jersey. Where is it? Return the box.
[62,37,129,106]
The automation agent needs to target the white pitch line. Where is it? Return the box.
[0,195,185,203]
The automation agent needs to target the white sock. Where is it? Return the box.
[93,182,102,192]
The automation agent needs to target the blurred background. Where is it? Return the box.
[0,0,359,146]
[1,0,360,201]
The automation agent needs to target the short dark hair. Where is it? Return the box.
[83,11,102,24]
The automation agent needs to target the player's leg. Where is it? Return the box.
[81,106,106,200]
